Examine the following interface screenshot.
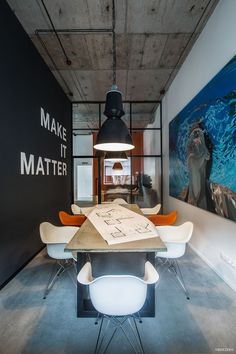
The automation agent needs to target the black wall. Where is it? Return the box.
[0,1,72,287]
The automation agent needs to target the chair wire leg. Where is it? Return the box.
[137,312,142,323]
[57,260,66,276]
[59,260,78,287]
[132,317,145,354]
[73,260,77,275]
[62,259,77,286]
[67,267,77,287]
[96,316,114,354]
[95,312,101,325]
[102,317,119,354]
[43,261,63,299]
[95,315,144,354]
[173,259,190,300]
[101,317,129,354]
[95,315,104,354]
[118,317,138,354]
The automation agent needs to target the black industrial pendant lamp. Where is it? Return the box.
[104,151,128,162]
[94,1,134,152]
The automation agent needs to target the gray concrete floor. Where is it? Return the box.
[0,247,236,354]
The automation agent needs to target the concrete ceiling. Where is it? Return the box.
[7,0,218,128]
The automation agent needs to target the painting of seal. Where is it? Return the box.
[169,56,236,222]
[185,124,211,209]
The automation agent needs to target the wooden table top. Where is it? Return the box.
[65,204,167,253]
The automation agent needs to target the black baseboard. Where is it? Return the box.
[0,246,45,290]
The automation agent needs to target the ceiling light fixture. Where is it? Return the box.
[104,151,128,162]
[112,162,123,170]
[94,0,134,152]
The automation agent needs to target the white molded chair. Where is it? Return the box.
[71,203,94,216]
[39,222,79,299]
[77,261,159,354]
[155,221,193,299]
[140,203,161,215]
[112,198,128,204]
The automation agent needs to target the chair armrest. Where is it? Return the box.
[81,207,94,216]
[77,262,93,285]
[141,204,161,215]
[143,261,159,284]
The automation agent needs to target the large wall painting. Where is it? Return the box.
[169,56,236,222]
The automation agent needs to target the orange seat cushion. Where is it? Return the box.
[59,211,87,226]
[148,210,177,226]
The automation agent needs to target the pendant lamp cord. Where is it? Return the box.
[112,0,116,86]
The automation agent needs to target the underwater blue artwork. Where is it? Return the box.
[169,56,236,222]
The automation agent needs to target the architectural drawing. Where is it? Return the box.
[88,204,159,245]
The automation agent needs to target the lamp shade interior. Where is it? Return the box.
[112,162,123,170]
[104,151,128,162]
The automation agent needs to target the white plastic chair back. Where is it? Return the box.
[77,261,159,316]
[71,204,81,214]
[141,203,161,215]
[90,276,147,316]
[71,203,94,216]
[158,242,187,258]
[39,222,79,260]
[112,198,128,204]
[81,206,94,216]
[156,222,193,259]
[46,244,71,260]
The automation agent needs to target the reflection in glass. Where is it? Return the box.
[132,157,161,208]
[102,156,161,207]
[72,101,162,207]
[73,158,95,205]
[73,103,100,130]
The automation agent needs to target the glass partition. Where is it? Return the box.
[72,101,162,208]
[73,158,95,204]
[131,157,161,208]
